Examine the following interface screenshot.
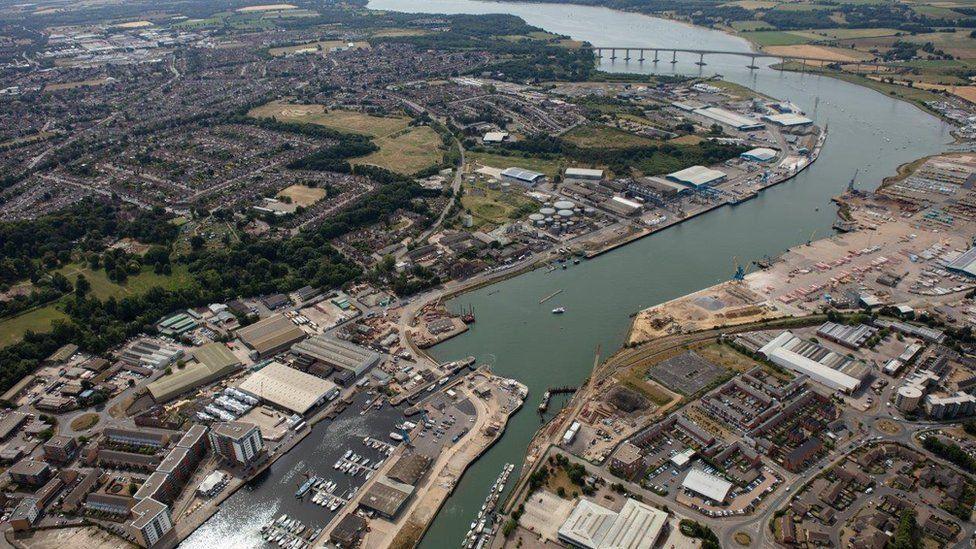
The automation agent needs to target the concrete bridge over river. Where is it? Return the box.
[593,46,883,72]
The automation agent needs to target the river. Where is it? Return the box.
[183,1,951,547]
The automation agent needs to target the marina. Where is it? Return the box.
[462,463,515,549]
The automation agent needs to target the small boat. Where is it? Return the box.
[390,432,404,441]
[552,307,565,314]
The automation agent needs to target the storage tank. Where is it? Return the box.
[528,213,544,222]
[557,209,574,218]
[553,200,575,210]
[539,207,556,216]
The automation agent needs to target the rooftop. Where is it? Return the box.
[681,469,732,503]
[236,314,306,356]
[237,361,338,414]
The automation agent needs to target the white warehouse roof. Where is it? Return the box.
[558,499,617,548]
[693,107,763,130]
[565,167,604,179]
[600,499,668,549]
[763,113,813,127]
[741,147,777,162]
[238,361,338,415]
[682,469,732,503]
[759,331,861,393]
[667,165,726,188]
[501,167,545,182]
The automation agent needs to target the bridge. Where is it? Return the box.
[592,46,883,72]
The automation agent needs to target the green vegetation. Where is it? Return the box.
[741,31,812,46]
[460,184,538,229]
[679,520,719,549]
[0,306,69,348]
[469,152,566,178]
[562,124,658,149]
[889,510,921,549]
[921,436,976,473]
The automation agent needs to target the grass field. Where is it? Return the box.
[44,78,111,91]
[792,27,901,40]
[730,20,770,31]
[248,102,411,137]
[0,306,69,348]
[70,413,100,431]
[562,124,658,148]
[57,263,193,300]
[460,183,536,229]
[469,152,565,178]
[277,184,327,206]
[352,125,442,175]
[766,44,873,62]
[741,30,812,46]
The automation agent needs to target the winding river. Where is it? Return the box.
[183,1,952,547]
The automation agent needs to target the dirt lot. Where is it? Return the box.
[765,44,873,62]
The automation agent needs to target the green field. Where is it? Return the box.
[460,184,537,229]
[0,306,69,348]
[469,152,565,178]
[352,125,442,175]
[248,102,411,138]
[57,264,194,300]
[741,30,812,46]
[562,124,658,149]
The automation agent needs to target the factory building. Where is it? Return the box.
[237,361,339,415]
[692,106,764,131]
[500,167,545,187]
[146,342,242,403]
[482,131,509,144]
[758,331,864,394]
[947,247,976,277]
[816,322,877,349]
[292,334,381,377]
[666,165,726,189]
[121,340,184,370]
[557,498,668,549]
[600,196,643,217]
[630,176,687,201]
[740,147,777,162]
[564,168,604,181]
[763,113,813,127]
[236,313,306,359]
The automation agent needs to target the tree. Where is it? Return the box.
[74,274,90,297]
[190,235,205,250]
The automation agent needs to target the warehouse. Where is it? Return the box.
[564,168,604,181]
[121,339,184,370]
[631,176,687,200]
[758,331,862,393]
[666,165,726,188]
[236,314,306,358]
[146,342,242,402]
[557,498,667,549]
[740,147,777,162]
[816,322,877,349]
[763,113,813,127]
[359,477,414,519]
[500,167,545,187]
[600,196,642,217]
[238,361,339,415]
[947,247,976,277]
[681,469,732,504]
[693,106,764,131]
[291,334,381,377]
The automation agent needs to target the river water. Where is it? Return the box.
[183,1,951,547]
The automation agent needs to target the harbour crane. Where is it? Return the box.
[732,256,745,281]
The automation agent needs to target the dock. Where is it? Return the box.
[539,289,563,304]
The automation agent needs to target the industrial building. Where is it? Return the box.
[359,477,414,519]
[482,131,509,144]
[630,176,687,201]
[693,106,764,131]
[666,165,726,189]
[762,113,813,127]
[681,469,732,504]
[500,167,545,187]
[156,312,198,338]
[947,247,976,277]
[600,195,643,217]
[815,322,878,349]
[758,331,865,394]
[120,340,184,370]
[236,313,306,358]
[146,342,242,402]
[557,497,667,549]
[740,147,777,162]
[237,361,339,415]
[564,167,604,181]
[291,334,381,377]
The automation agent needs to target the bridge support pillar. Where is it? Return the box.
[653,49,659,63]
[695,52,706,66]
[610,48,616,60]
[594,48,602,59]
[638,49,645,62]
[747,55,759,70]
[624,49,630,61]
[670,50,677,64]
